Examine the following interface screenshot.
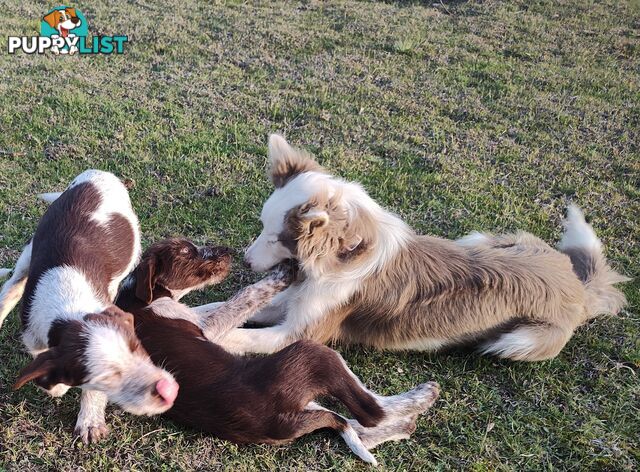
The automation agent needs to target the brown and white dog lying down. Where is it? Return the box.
[0,170,179,443]
[115,238,440,465]
[211,135,629,360]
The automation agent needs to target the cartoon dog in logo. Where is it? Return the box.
[43,7,82,55]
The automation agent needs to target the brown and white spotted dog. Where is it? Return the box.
[116,238,440,465]
[0,170,179,444]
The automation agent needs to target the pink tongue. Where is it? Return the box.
[60,27,68,38]
[156,379,179,405]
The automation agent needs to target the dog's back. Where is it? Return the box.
[20,170,141,352]
[24,178,136,319]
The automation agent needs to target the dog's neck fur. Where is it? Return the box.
[300,177,413,283]
[117,274,174,311]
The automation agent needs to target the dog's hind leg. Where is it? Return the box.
[479,321,573,361]
[0,240,32,328]
[305,342,440,436]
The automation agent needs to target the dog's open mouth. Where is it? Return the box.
[59,27,69,38]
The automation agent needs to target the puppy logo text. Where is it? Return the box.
[8,6,127,55]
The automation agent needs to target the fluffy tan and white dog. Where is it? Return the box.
[212,135,629,361]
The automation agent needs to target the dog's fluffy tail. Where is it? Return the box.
[557,205,629,319]
[0,240,32,328]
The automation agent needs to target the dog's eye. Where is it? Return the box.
[180,247,190,254]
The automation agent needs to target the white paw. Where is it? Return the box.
[74,419,109,444]
[47,383,70,397]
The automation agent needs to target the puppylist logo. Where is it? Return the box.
[8,6,127,55]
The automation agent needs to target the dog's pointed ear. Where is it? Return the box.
[13,350,58,390]
[135,255,158,304]
[43,10,60,28]
[268,134,323,188]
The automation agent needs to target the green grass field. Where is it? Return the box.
[1,0,638,470]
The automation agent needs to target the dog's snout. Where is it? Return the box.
[200,246,234,260]
[71,16,80,24]
[154,378,179,406]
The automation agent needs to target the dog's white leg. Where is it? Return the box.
[74,390,109,444]
[197,269,293,342]
[215,325,292,354]
[0,240,32,328]
[191,301,224,316]
[246,301,287,325]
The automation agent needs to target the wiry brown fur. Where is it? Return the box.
[117,238,440,463]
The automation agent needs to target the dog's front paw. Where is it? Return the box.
[267,260,299,288]
[74,420,109,444]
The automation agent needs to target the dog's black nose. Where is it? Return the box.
[71,16,80,24]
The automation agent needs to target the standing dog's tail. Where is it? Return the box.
[0,240,33,328]
[557,205,629,319]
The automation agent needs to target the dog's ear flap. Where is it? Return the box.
[65,7,77,17]
[298,204,329,235]
[268,134,323,188]
[13,350,59,390]
[43,10,60,28]
[342,234,363,252]
[135,255,158,304]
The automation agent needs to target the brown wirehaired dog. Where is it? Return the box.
[116,238,440,464]
[213,135,629,360]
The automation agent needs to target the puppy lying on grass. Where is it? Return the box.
[116,238,440,464]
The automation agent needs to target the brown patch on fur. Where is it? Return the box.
[22,182,135,324]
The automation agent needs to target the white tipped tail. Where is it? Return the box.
[38,192,63,204]
[557,205,629,319]
[340,425,378,465]
[558,204,602,252]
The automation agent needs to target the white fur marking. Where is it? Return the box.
[480,327,538,359]
[148,297,201,324]
[388,337,447,351]
[24,266,105,353]
[455,231,491,247]
[305,402,377,465]
[558,204,602,252]
[38,192,63,203]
